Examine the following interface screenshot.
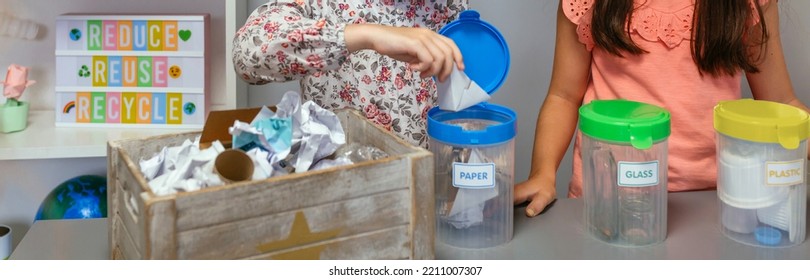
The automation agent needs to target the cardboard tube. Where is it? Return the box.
[214,149,255,183]
[0,224,11,260]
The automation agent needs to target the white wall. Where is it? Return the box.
[745,1,810,107]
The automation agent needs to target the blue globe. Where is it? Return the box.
[35,175,107,220]
[69,28,82,41]
[183,102,196,115]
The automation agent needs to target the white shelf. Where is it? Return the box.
[0,110,197,161]
[0,0,249,161]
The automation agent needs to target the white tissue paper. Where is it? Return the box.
[245,148,275,180]
[140,90,348,195]
[162,139,197,175]
[272,91,303,140]
[141,140,227,195]
[437,65,491,112]
[139,146,167,181]
[274,91,346,172]
[447,148,498,229]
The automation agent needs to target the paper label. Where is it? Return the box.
[452,162,495,189]
[766,160,805,186]
[618,161,659,187]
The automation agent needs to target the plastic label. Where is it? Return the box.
[765,159,805,186]
[618,161,659,187]
[452,162,495,189]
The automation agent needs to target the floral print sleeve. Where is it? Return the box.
[233,0,350,84]
[232,0,467,148]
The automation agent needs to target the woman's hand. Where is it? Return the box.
[346,24,464,82]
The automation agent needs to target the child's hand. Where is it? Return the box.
[514,176,557,217]
[346,24,464,82]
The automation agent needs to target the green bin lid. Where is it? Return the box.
[579,99,671,150]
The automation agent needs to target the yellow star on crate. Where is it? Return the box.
[256,211,341,259]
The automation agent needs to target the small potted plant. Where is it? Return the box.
[1,64,36,133]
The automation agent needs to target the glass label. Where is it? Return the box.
[618,161,659,187]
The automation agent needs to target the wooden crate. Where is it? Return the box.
[107,109,434,259]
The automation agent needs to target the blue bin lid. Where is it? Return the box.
[439,10,510,95]
[428,10,514,146]
[428,104,516,146]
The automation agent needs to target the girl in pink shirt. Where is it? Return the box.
[516,0,810,217]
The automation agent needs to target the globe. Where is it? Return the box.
[69,28,82,41]
[35,175,107,220]
[184,102,196,115]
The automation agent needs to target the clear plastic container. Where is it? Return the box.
[428,105,515,249]
[579,100,670,246]
[714,99,808,247]
[430,10,513,249]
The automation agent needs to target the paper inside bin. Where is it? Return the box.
[447,148,498,229]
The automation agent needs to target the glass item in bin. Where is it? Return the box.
[334,142,389,163]
[587,148,618,241]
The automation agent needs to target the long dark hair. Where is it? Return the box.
[589,0,768,76]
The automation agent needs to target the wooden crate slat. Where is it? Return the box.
[111,215,142,260]
[176,189,411,259]
[173,157,412,231]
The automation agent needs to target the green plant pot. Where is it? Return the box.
[0,101,30,133]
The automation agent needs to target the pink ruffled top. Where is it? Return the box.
[565,0,768,197]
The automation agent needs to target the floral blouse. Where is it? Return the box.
[233,0,468,147]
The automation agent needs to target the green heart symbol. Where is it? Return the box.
[179,30,192,42]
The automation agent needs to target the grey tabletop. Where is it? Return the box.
[9,218,108,260]
[9,190,810,260]
[437,190,810,259]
